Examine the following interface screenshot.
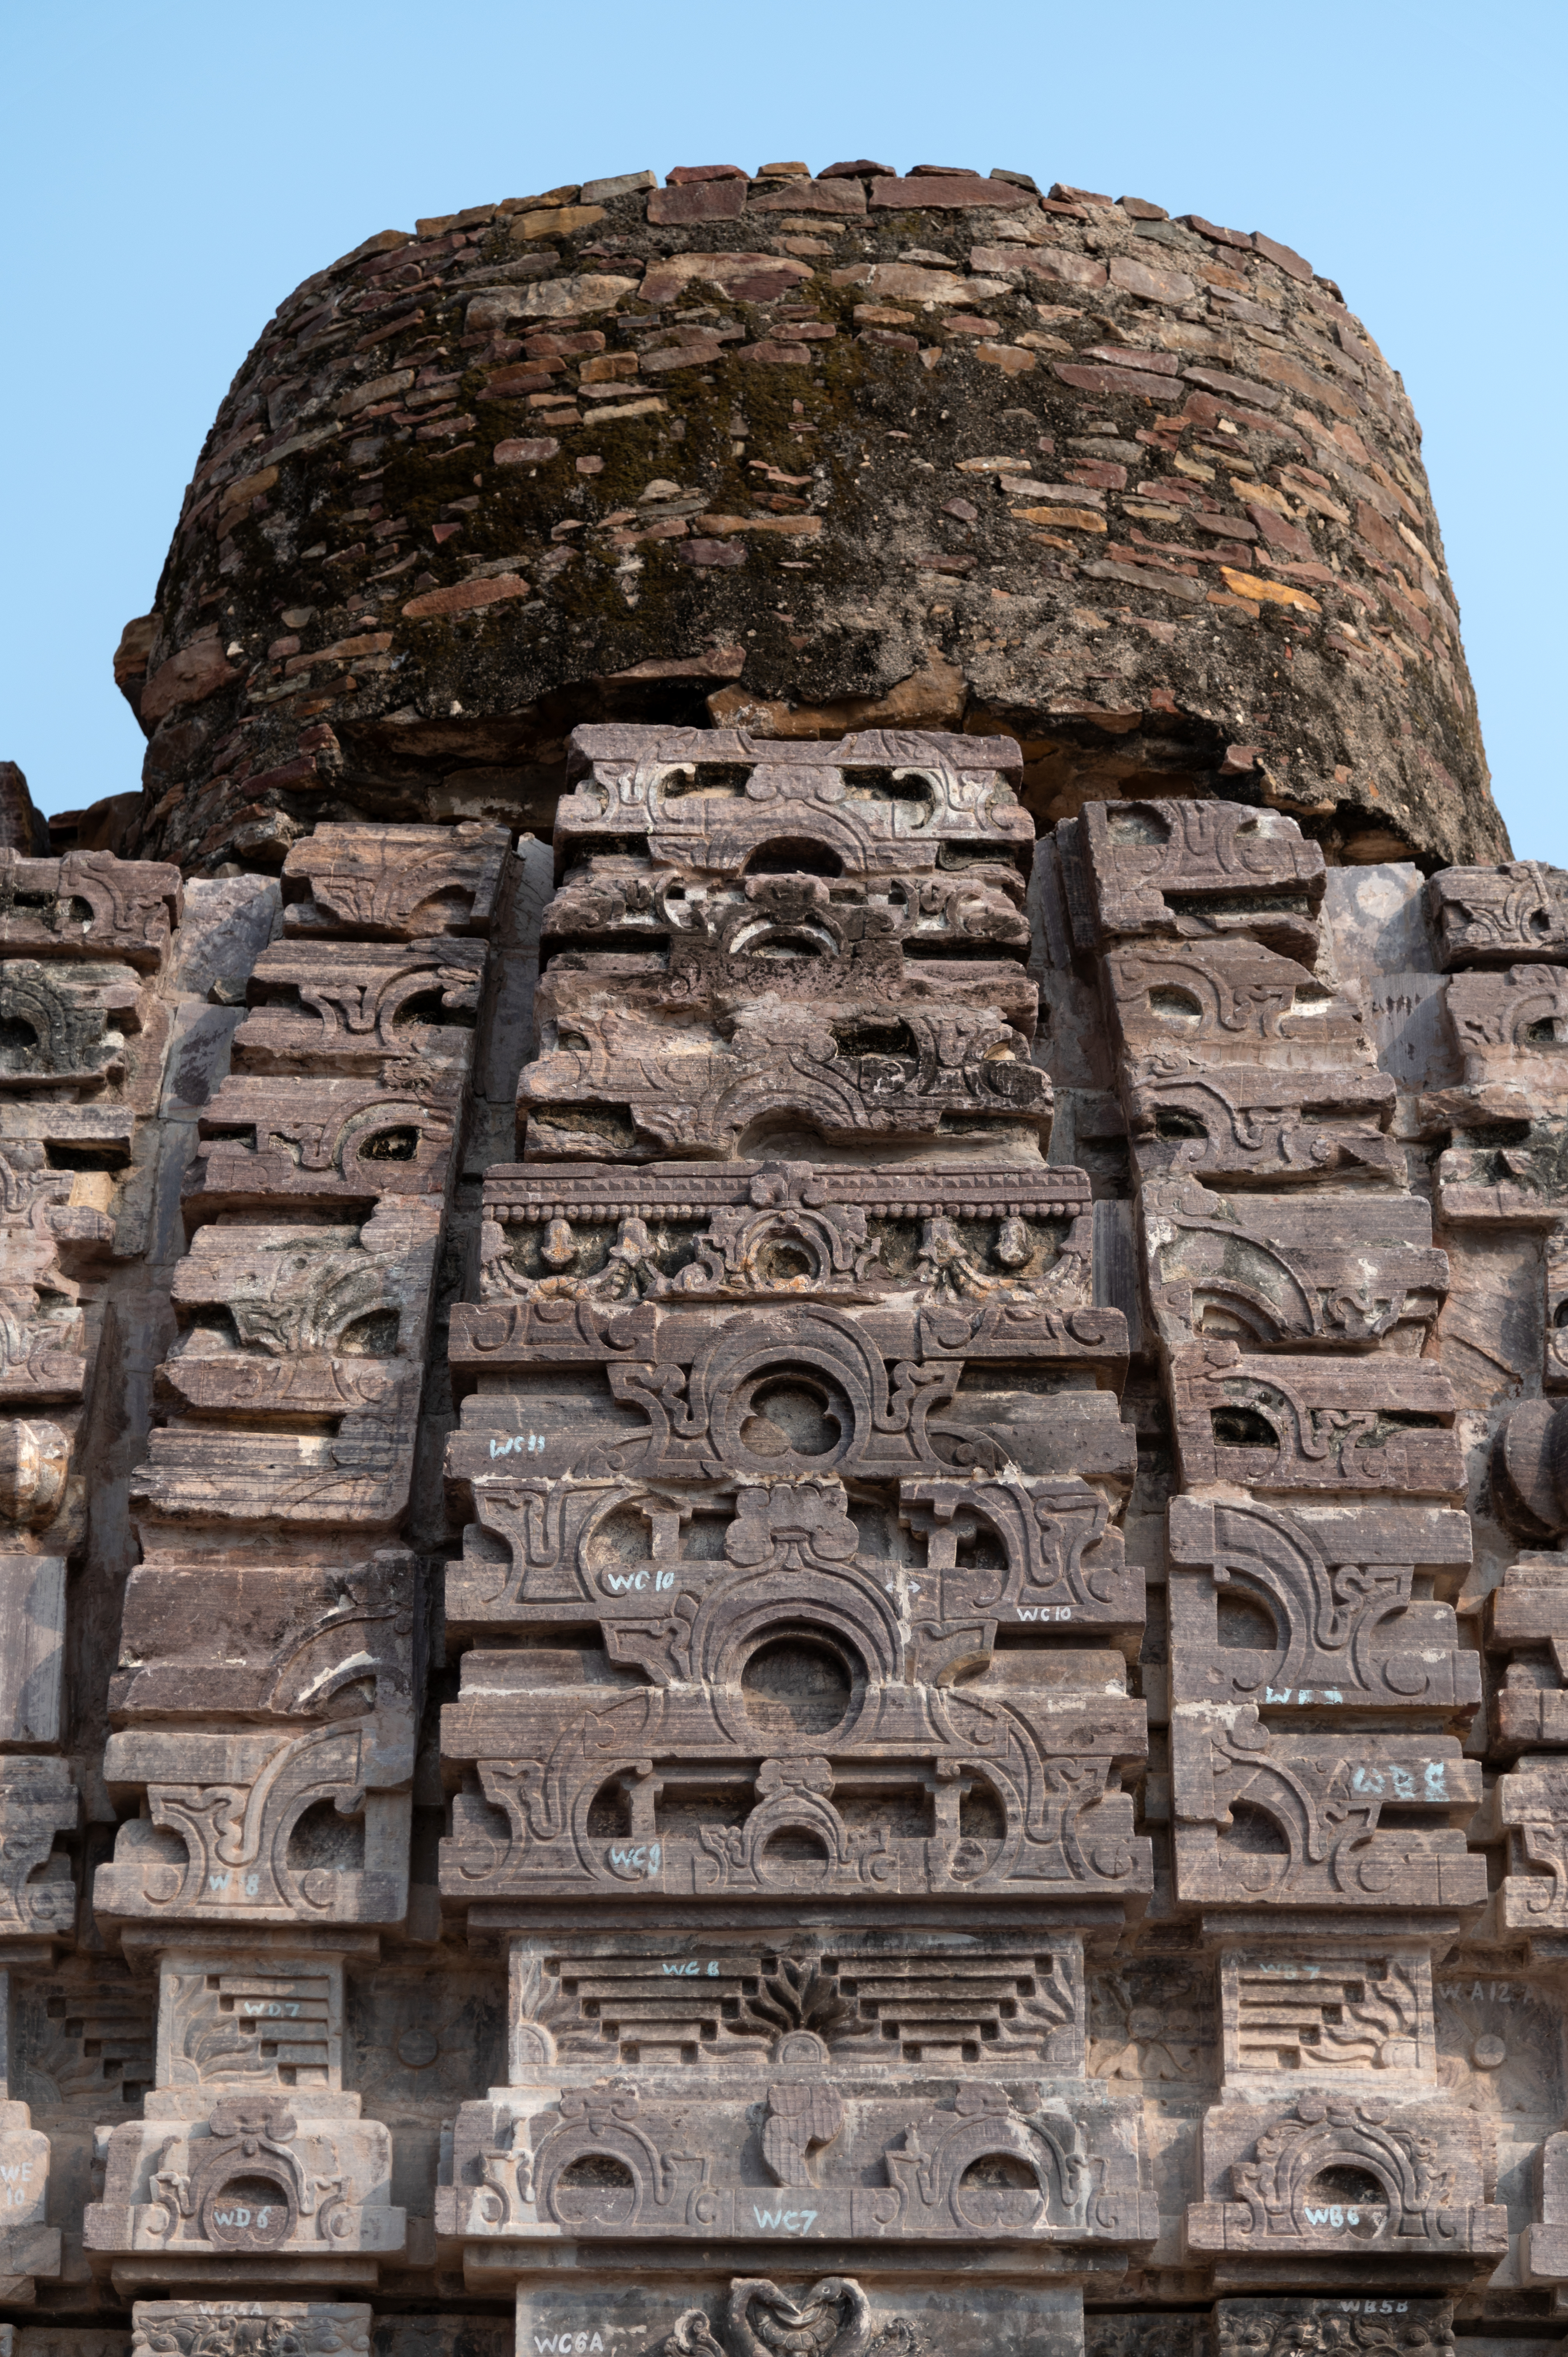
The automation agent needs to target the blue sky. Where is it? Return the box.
[4,0,1562,856]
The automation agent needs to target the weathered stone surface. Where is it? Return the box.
[1168,1496,1477,1716]
[1213,2303,1456,2357]
[1123,1056,1400,1187]
[281,823,508,939]
[447,1281,1128,1482]
[1067,799,1325,953]
[0,2098,59,2298]
[1478,1754,1568,1935]
[1171,1714,1484,1910]
[1105,938,1373,1072]
[94,1713,412,1928]
[1485,1554,1568,1751]
[0,142,1550,2334]
[522,976,1051,1159]
[233,939,487,1073]
[0,1758,78,1938]
[0,850,181,968]
[1142,1178,1448,1351]
[182,1074,461,1207]
[1185,2097,1505,2272]
[0,1560,66,1744]
[1442,963,1568,1106]
[440,1632,1148,1903]
[129,2305,370,2357]
[554,725,1032,871]
[1429,862,1568,968]
[117,184,1503,878]
[89,2103,404,2270]
[499,1926,1087,2072]
[438,2072,1156,2246]
[1169,1342,1464,1492]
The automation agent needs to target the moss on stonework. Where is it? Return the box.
[132,177,1510,873]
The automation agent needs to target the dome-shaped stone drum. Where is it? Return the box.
[116,158,1506,873]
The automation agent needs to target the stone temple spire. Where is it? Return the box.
[3,148,1556,2357]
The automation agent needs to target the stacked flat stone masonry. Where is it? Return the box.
[10,721,1568,2357]
[435,727,1153,2357]
[105,162,1503,886]
[7,139,1564,2357]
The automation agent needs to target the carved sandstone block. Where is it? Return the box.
[282,823,509,939]
[1428,860,1568,968]
[1444,964,1568,1102]
[0,849,181,970]
[1124,1060,1399,1188]
[543,859,1031,956]
[1171,1711,1484,1910]
[110,1550,416,1738]
[0,1149,97,1407]
[0,2098,59,2299]
[510,2278,1083,2357]
[556,728,1031,877]
[134,1202,442,1531]
[87,2099,404,2265]
[449,1472,1140,1674]
[1065,800,1324,956]
[547,943,1037,1027]
[132,1369,422,1530]
[441,1636,1148,1905]
[183,1076,459,1210]
[0,1759,77,1942]
[1487,1400,1568,1543]
[0,1106,134,1232]
[521,981,1051,1161]
[94,1723,410,1929]
[151,1954,346,2092]
[446,1296,1131,1489]
[1214,2300,1455,2357]
[0,1115,121,1548]
[232,939,487,1075]
[0,1559,66,1744]
[1522,2126,1568,2285]
[1485,1555,1568,1752]
[1434,1115,1568,1226]
[1479,1756,1568,1935]
[476,1157,1098,1313]
[0,963,145,1090]
[1170,1343,1464,1493]
[167,1203,441,1363]
[129,2304,370,2357]
[1185,2096,1504,2270]
[1216,1947,1438,2080]
[502,1928,1086,2075]
[1142,1178,1448,1353]
[1167,1497,1477,1720]
[436,2073,1155,2250]
[1105,941,1371,1073]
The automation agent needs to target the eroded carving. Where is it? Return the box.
[1171,1712,1483,1910]
[1185,2096,1505,2263]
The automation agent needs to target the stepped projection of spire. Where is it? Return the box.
[3,151,1555,2357]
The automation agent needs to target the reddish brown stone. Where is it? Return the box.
[1054,361,1184,401]
[749,178,867,215]
[401,573,530,618]
[139,632,238,726]
[870,176,1031,209]
[1252,230,1314,280]
[647,179,747,224]
[1180,214,1254,249]
[4,153,1532,2336]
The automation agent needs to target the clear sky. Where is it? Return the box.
[4,0,1561,856]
